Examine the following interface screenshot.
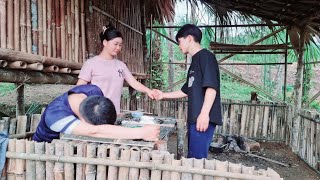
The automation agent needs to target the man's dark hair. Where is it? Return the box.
[79,96,117,125]
[99,22,123,43]
[175,24,202,43]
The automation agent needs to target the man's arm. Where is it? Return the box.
[154,89,187,100]
[196,88,216,132]
[71,121,160,141]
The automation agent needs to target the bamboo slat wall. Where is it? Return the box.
[0,0,145,74]
[5,139,282,179]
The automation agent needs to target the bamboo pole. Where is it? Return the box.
[215,160,228,180]
[14,0,20,50]
[80,0,85,62]
[52,1,57,58]
[26,63,44,71]
[108,145,120,180]
[74,0,79,62]
[43,65,59,72]
[85,143,97,180]
[8,0,14,49]
[139,147,151,180]
[38,0,43,55]
[204,159,215,180]
[76,143,86,180]
[0,0,6,48]
[35,142,45,180]
[67,0,72,61]
[254,106,261,137]
[7,61,27,69]
[64,141,75,180]
[181,157,193,180]
[97,144,108,180]
[31,0,38,54]
[71,69,81,74]
[6,152,280,180]
[0,60,8,67]
[20,0,27,52]
[240,105,248,135]
[119,146,131,180]
[54,141,64,180]
[262,106,270,138]
[47,0,52,57]
[0,48,83,69]
[60,0,65,59]
[30,114,41,132]
[42,0,47,56]
[26,0,32,53]
[162,151,173,179]
[193,158,204,180]
[58,67,71,73]
[7,139,16,180]
[55,0,61,58]
[16,116,27,134]
[15,139,26,180]
[151,151,165,180]
[129,147,141,180]
[229,163,242,180]
[9,118,17,135]
[26,141,36,180]
[45,142,55,180]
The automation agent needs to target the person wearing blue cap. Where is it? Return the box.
[33,84,160,143]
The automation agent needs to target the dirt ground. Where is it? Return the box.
[167,133,320,180]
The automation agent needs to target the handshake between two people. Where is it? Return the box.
[145,89,166,100]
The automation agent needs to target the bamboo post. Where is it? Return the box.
[14,0,20,50]
[31,0,38,54]
[222,106,228,135]
[26,0,32,53]
[35,142,45,179]
[26,63,44,71]
[74,0,79,62]
[0,0,6,48]
[0,120,5,132]
[242,165,254,176]
[240,105,248,135]
[71,0,75,61]
[97,144,108,180]
[76,143,86,180]
[262,106,270,138]
[204,159,215,180]
[67,0,72,61]
[53,141,64,180]
[9,118,17,135]
[177,118,185,160]
[55,0,61,58]
[0,60,8,67]
[60,0,65,59]
[7,61,27,69]
[42,0,47,56]
[85,143,97,180]
[20,0,27,52]
[215,160,228,180]
[2,117,10,134]
[118,146,131,180]
[80,0,85,61]
[16,116,27,134]
[26,141,36,180]
[229,104,236,135]
[193,158,204,180]
[38,0,43,55]
[181,157,193,180]
[249,106,255,137]
[7,139,16,180]
[108,145,120,180]
[15,139,26,180]
[129,147,141,180]
[64,141,75,180]
[52,1,56,58]
[162,151,173,179]
[45,142,55,180]
[139,147,152,180]
[272,108,278,139]
[8,0,14,49]
[151,151,165,180]
[254,106,261,137]
[170,159,182,180]
[43,65,59,72]
[47,0,52,57]
[229,162,242,180]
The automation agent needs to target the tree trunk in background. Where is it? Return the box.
[302,64,312,104]
[168,21,174,91]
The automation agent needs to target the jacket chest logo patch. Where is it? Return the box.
[188,76,194,87]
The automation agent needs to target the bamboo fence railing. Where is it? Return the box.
[5,139,282,180]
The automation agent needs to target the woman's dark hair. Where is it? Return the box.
[99,22,123,43]
[175,24,202,43]
[79,95,117,125]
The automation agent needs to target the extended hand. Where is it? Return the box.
[153,89,164,100]
[141,125,160,141]
[196,113,210,132]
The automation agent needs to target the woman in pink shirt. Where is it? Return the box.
[77,23,155,114]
